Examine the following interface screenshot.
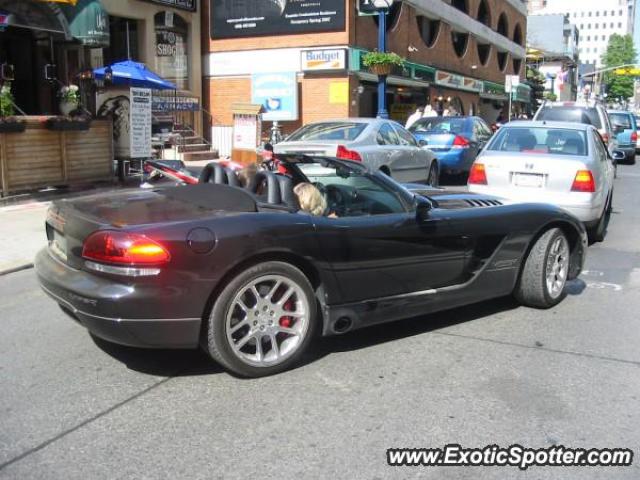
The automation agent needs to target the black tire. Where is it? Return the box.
[427,161,439,187]
[204,261,317,377]
[587,191,613,244]
[514,228,570,309]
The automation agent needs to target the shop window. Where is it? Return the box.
[373,3,402,31]
[513,23,523,46]
[416,16,440,47]
[450,0,468,14]
[477,43,491,66]
[104,16,139,63]
[451,31,469,57]
[497,13,508,37]
[513,58,522,75]
[497,51,508,72]
[154,11,189,91]
[477,0,491,27]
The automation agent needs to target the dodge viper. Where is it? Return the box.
[36,156,587,377]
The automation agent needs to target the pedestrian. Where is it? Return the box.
[405,106,424,128]
[443,108,450,117]
[422,104,437,118]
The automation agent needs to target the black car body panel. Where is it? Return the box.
[35,157,588,348]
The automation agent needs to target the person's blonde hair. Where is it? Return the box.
[294,182,327,216]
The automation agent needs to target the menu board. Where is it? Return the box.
[130,88,152,159]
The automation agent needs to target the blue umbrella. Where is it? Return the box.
[94,60,176,90]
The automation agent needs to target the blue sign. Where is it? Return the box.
[251,72,298,121]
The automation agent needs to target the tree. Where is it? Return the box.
[525,66,546,113]
[601,34,637,101]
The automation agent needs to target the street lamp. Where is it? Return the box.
[372,0,393,119]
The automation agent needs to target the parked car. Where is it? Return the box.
[533,101,619,157]
[36,155,586,377]
[407,116,493,181]
[273,118,439,185]
[608,110,637,164]
[468,121,618,243]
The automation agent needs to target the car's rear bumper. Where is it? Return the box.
[35,249,202,349]
[432,149,473,174]
[618,145,636,159]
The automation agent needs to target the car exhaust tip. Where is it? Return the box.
[332,316,353,334]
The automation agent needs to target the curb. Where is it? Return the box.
[0,263,35,277]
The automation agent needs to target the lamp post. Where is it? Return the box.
[372,0,393,119]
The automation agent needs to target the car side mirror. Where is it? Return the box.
[415,197,432,222]
[611,150,625,162]
[418,139,428,147]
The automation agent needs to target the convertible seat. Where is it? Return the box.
[199,162,240,186]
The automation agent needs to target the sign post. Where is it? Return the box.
[505,75,520,121]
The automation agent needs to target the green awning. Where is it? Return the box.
[60,0,109,47]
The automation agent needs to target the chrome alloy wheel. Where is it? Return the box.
[546,235,570,299]
[225,275,310,367]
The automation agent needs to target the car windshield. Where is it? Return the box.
[609,113,632,129]
[286,122,367,142]
[536,106,602,129]
[487,127,589,156]
[410,118,467,134]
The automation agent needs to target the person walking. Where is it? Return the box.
[405,106,424,128]
[422,104,437,118]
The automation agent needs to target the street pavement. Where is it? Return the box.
[1,163,639,479]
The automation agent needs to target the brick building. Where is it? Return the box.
[202,0,529,150]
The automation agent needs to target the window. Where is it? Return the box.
[609,113,632,129]
[488,127,588,156]
[410,117,467,134]
[592,130,608,161]
[300,166,407,217]
[588,11,592,16]
[604,10,607,16]
[618,22,622,28]
[594,23,599,29]
[536,107,602,129]
[287,122,367,142]
[596,11,599,16]
[393,124,419,147]
[587,35,590,41]
[416,16,440,47]
[154,12,189,90]
[580,23,584,29]
[451,31,469,57]
[377,123,400,145]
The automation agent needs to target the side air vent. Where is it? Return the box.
[464,199,503,207]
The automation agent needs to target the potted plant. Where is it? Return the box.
[44,112,92,131]
[362,51,404,76]
[59,85,80,116]
[0,83,26,133]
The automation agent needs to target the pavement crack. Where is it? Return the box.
[0,375,175,472]
[432,331,640,367]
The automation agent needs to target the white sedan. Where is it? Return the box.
[468,121,618,243]
[274,118,439,185]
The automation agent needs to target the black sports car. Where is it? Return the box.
[36,156,587,377]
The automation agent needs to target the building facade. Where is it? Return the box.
[202,0,529,150]
[528,0,634,66]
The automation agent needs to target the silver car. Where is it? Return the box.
[274,118,439,185]
[468,121,617,242]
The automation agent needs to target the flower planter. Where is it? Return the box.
[369,64,393,76]
[45,118,91,131]
[0,121,26,133]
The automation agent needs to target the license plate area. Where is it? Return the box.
[512,172,545,188]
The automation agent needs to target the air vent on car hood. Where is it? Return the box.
[433,197,504,210]
[464,198,503,207]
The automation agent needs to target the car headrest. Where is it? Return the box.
[517,133,537,151]
[562,138,582,155]
[248,170,281,205]
[276,174,299,210]
[198,162,240,187]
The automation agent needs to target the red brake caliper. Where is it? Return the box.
[279,300,294,328]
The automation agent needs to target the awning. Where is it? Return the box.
[60,0,109,47]
[355,71,431,89]
[0,0,71,37]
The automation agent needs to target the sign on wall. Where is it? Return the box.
[130,88,152,159]
[139,0,196,12]
[301,49,347,72]
[251,72,299,121]
[211,0,345,39]
[435,71,483,93]
[233,114,258,150]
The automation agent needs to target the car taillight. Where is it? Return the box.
[468,163,487,185]
[82,231,170,265]
[632,131,638,142]
[452,135,471,149]
[571,170,596,193]
[336,145,362,161]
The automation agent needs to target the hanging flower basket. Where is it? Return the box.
[362,51,404,77]
[0,118,26,133]
[45,116,92,131]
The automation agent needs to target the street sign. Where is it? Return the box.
[505,75,520,93]
[614,68,640,76]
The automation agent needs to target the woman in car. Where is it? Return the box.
[293,182,338,217]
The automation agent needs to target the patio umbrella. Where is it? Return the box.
[93,60,176,90]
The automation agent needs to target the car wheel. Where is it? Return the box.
[515,228,570,309]
[427,162,439,187]
[587,191,613,244]
[205,261,317,377]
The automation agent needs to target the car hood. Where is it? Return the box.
[403,184,506,209]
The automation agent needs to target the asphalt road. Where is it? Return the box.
[1,163,640,479]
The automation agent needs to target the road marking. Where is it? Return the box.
[586,282,623,292]
[582,270,604,277]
